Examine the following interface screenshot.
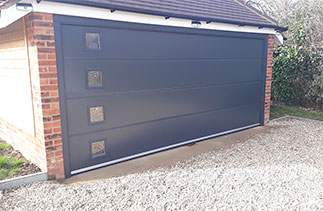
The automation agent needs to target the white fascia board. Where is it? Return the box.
[0,3,31,28]
[274,32,284,45]
[6,0,284,44]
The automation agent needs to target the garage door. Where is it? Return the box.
[54,16,267,176]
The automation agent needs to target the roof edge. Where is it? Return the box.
[234,0,279,25]
[43,0,288,31]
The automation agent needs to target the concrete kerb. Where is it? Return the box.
[0,172,47,191]
[270,115,323,124]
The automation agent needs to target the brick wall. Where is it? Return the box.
[24,12,64,179]
[264,34,275,123]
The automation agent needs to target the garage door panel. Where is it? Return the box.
[62,25,265,60]
[64,59,263,98]
[69,103,260,171]
[66,82,262,136]
[56,18,267,175]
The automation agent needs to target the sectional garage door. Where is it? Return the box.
[54,16,268,176]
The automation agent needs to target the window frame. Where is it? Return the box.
[86,69,104,89]
[83,31,103,52]
[87,105,105,125]
[89,139,107,159]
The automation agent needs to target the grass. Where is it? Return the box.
[0,156,25,180]
[0,142,11,149]
[270,106,323,121]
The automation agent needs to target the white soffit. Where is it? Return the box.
[2,0,283,44]
[0,3,31,28]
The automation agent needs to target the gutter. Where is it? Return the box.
[42,0,288,32]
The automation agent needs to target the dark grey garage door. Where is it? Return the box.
[54,16,268,177]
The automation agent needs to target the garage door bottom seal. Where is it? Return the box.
[71,123,260,175]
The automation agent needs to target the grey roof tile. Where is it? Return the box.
[82,0,280,27]
[1,0,285,30]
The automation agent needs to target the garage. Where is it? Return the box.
[54,16,267,174]
[0,0,286,178]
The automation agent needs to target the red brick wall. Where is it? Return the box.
[264,34,275,123]
[24,12,64,179]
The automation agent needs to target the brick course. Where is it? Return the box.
[264,34,275,123]
[24,12,64,179]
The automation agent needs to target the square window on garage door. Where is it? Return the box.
[87,70,103,88]
[89,106,105,124]
[91,140,106,158]
[85,32,101,50]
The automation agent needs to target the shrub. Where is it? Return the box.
[250,0,323,110]
[271,13,323,110]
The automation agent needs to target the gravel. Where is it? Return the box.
[1,119,322,210]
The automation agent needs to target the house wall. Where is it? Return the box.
[24,12,64,179]
[0,19,34,135]
[0,19,47,170]
[0,13,64,179]
[264,34,274,123]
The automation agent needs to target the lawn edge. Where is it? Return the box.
[0,172,47,191]
[270,115,323,124]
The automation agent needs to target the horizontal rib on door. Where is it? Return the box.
[69,103,260,171]
[66,82,262,136]
[62,25,264,60]
[63,59,263,98]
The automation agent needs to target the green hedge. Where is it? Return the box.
[271,14,323,110]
